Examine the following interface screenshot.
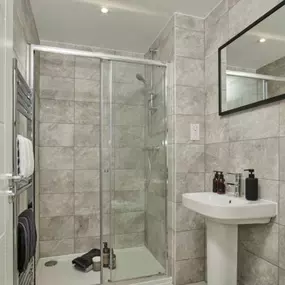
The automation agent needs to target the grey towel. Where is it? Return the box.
[18,217,30,273]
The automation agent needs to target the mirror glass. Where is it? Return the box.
[219,3,285,114]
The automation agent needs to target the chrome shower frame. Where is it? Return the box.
[28,44,169,284]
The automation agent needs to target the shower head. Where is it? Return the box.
[136,73,147,85]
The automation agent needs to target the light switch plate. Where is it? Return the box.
[190,124,200,141]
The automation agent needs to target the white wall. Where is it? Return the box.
[0,0,14,285]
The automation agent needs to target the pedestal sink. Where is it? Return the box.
[182,192,277,285]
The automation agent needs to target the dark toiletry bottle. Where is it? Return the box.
[103,242,110,268]
[217,172,226,194]
[244,169,258,201]
[213,171,219,193]
[109,249,117,269]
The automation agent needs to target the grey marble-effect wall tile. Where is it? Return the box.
[74,170,99,192]
[175,13,204,31]
[176,57,204,88]
[40,239,74,257]
[280,268,285,285]
[229,104,279,141]
[281,138,285,181]
[176,28,204,59]
[115,169,144,191]
[74,124,100,147]
[175,258,205,285]
[176,230,205,260]
[40,76,74,100]
[114,104,144,126]
[75,79,100,102]
[39,216,74,240]
[75,102,100,124]
[74,236,110,253]
[228,0,241,9]
[280,224,285,269]
[205,143,229,173]
[206,114,229,143]
[175,86,205,116]
[75,57,100,81]
[114,211,144,234]
[176,144,204,173]
[239,247,278,285]
[114,232,144,249]
[40,53,75,78]
[258,179,279,222]
[176,115,205,144]
[40,193,74,217]
[175,173,205,203]
[113,62,144,84]
[206,0,228,29]
[280,182,285,225]
[175,203,204,232]
[115,148,144,170]
[228,0,279,38]
[40,99,74,123]
[280,101,285,137]
[229,138,278,180]
[113,191,144,213]
[75,214,110,237]
[239,223,278,265]
[74,147,99,170]
[40,147,74,170]
[74,192,110,215]
[147,193,165,221]
[113,82,144,106]
[114,126,144,148]
[40,170,74,193]
[40,123,74,146]
[205,13,229,57]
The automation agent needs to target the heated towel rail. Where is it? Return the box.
[0,59,36,285]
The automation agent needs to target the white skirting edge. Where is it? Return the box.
[119,276,172,285]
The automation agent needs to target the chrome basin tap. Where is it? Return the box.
[227,172,242,197]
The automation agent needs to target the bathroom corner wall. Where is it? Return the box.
[13,0,40,261]
[38,42,146,257]
[204,0,284,284]
[147,13,206,285]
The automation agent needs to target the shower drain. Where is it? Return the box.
[45,260,58,267]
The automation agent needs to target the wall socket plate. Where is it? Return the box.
[190,124,200,141]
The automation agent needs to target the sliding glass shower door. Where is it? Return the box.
[100,59,168,283]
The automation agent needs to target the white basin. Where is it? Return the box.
[182,192,277,285]
[182,192,277,224]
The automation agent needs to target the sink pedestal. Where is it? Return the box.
[207,219,237,285]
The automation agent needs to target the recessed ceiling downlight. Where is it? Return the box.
[101,7,109,14]
[259,38,266,43]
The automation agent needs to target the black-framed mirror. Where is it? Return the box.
[218,1,285,116]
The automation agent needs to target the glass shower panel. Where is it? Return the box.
[99,59,114,284]
[106,61,167,282]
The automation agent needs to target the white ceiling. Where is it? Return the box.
[30,0,221,53]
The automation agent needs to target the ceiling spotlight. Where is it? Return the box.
[259,38,266,43]
[101,7,109,14]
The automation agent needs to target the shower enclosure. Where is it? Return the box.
[30,45,168,285]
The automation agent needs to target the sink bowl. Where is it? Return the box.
[182,192,277,285]
[182,192,277,224]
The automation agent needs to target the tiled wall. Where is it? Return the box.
[38,44,147,257]
[147,13,206,285]
[204,0,285,284]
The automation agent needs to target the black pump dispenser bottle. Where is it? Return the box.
[244,169,258,201]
